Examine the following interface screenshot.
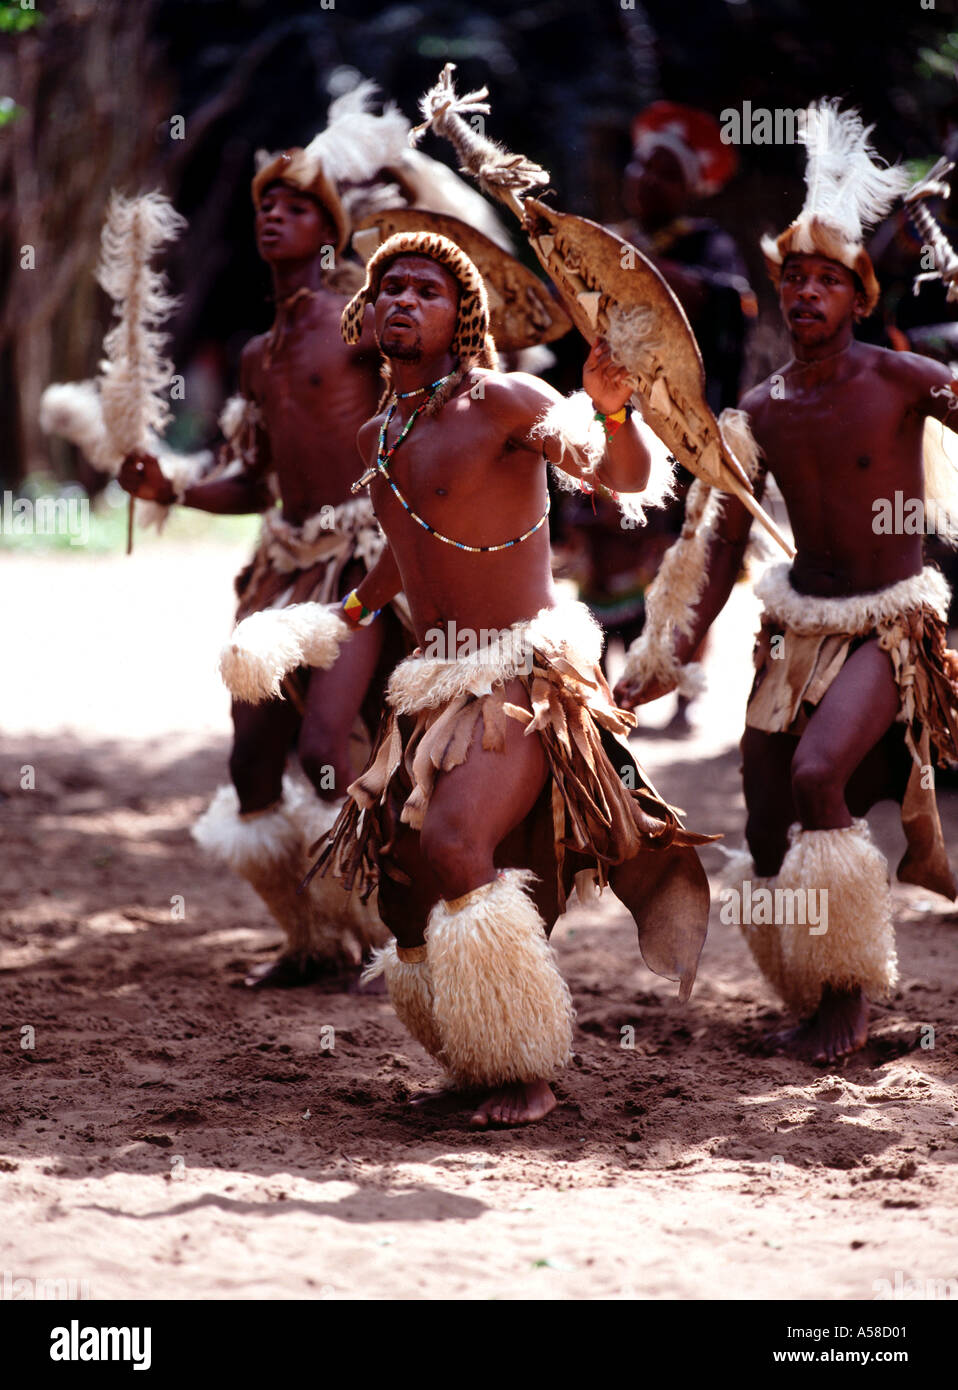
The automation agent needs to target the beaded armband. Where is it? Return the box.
[593,403,633,442]
[342,589,381,628]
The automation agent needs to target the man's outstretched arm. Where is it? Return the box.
[614,473,760,709]
[119,340,274,514]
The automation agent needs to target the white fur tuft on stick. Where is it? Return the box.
[410,63,549,202]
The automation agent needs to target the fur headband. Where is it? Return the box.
[251,153,349,253]
[340,230,497,368]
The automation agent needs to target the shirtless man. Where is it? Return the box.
[616,103,958,1062]
[222,230,712,1125]
[121,169,402,988]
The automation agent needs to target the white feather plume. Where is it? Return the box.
[96,190,186,457]
[799,99,910,245]
[301,79,410,188]
[397,149,514,250]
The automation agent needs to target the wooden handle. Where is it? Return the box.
[724,473,795,559]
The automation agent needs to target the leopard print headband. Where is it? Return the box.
[340,231,496,364]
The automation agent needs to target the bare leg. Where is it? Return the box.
[741,727,799,877]
[230,696,300,814]
[297,618,384,799]
[790,640,900,828]
[418,680,548,898]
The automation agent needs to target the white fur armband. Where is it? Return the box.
[616,429,677,527]
[532,390,676,526]
[621,644,706,701]
[620,475,723,700]
[532,389,607,476]
[219,603,351,704]
[619,408,764,699]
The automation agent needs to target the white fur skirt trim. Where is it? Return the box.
[755,564,950,636]
[386,599,604,715]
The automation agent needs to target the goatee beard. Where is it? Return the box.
[381,338,423,362]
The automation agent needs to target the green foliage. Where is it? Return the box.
[0,1,44,131]
[0,96,24,127]
[917,31,958,82]
[0,2,45,35]
[904,157,939,186]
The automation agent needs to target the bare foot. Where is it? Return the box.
[243,954,336,989]
[767,985,869,1063]
[410,1086,474,1116]
[664,698,693,738]
[469,1079,557,1128]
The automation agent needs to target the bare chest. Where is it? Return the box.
[257,333,370,425]
[370,407,542,552]
[757,382,922,503]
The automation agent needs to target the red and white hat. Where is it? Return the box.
[631,101,737,198]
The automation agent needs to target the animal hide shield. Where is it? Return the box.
[521,197,744,489]
[518,198,790,552]
[412,62,793,556]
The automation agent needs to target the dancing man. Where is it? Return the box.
[221,229,714,1125]
[617,102,958,1062]
[119,90,418,986]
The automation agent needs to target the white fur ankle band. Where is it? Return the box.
[426,868,574,1086]
[363,942,444,1060]
[766,819,898,1015]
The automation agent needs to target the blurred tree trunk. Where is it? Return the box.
[0,0,167,489]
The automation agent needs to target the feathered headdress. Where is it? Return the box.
[251,78,515,257]
[761,99,911,314]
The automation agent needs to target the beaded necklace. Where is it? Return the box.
[352,374,551,554]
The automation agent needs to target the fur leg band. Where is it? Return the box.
[769,819,898,1015]
[219,602,351,704]
[362,942,445,1060]
[425,869,574,1086]
[718,846,788,1003]
[192,780,385,962]
[621,407,763,698]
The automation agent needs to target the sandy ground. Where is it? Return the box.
[2,541,958,1302]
